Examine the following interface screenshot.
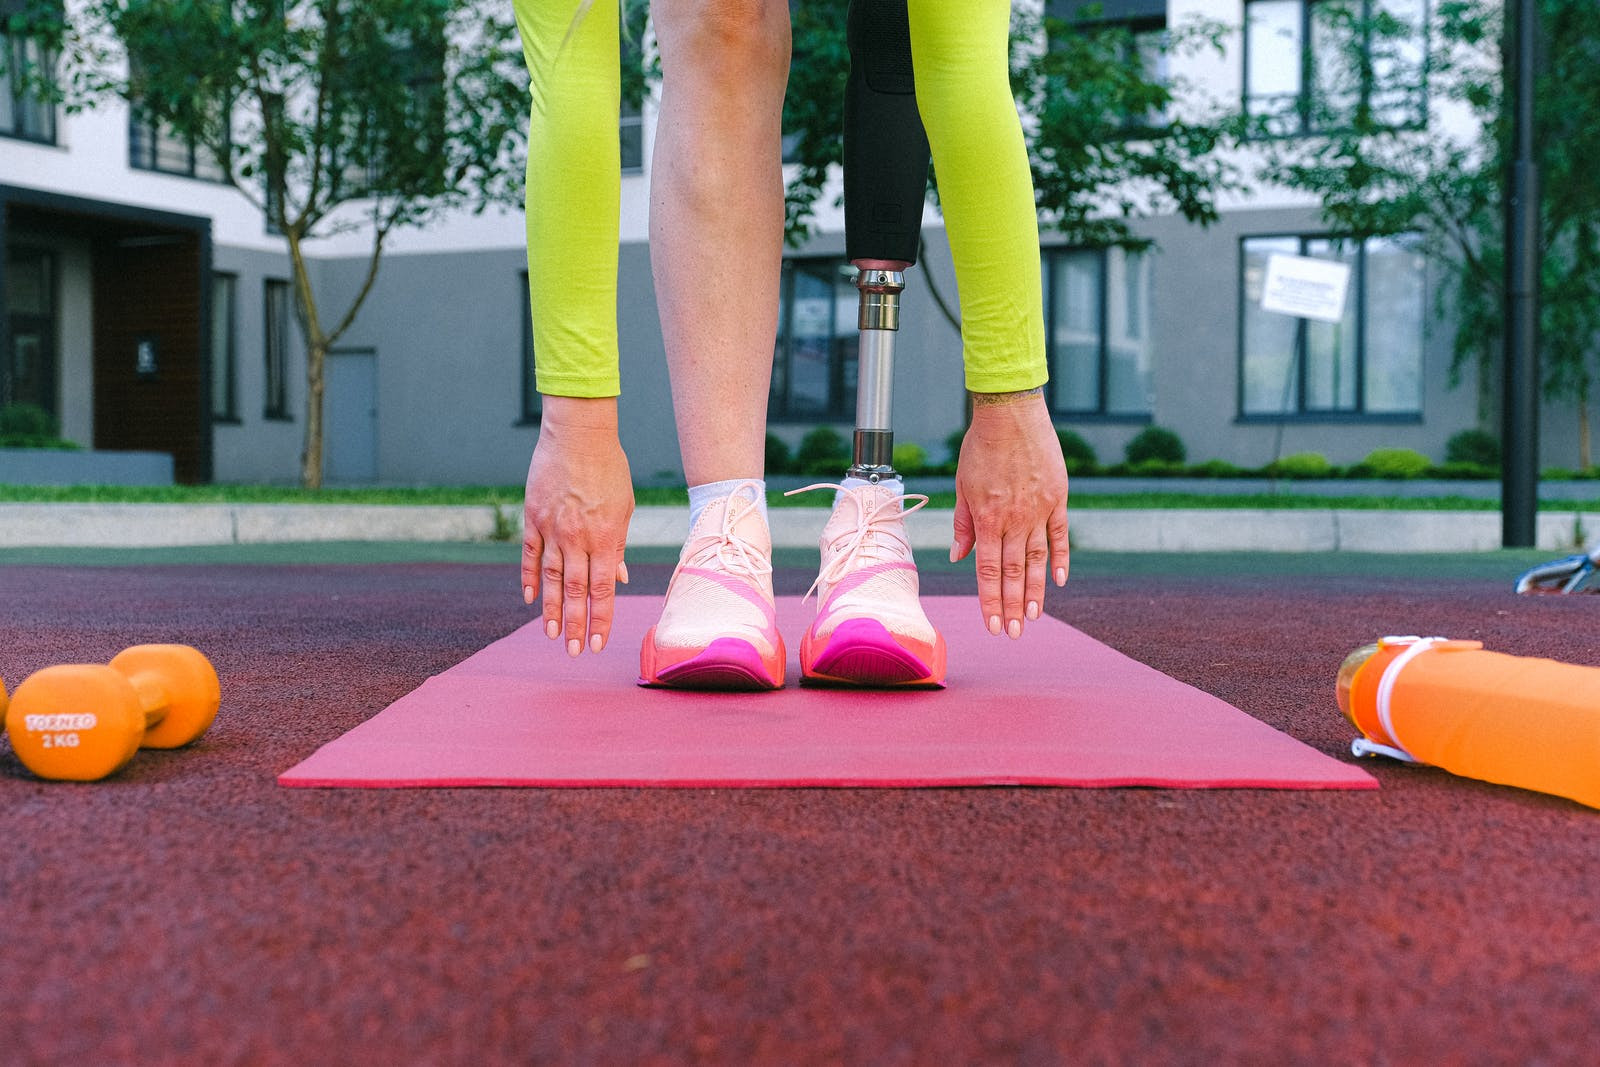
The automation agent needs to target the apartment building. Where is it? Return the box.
[0,1,1548,486]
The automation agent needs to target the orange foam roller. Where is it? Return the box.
[1337,636,1600,809]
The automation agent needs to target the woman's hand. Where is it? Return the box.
[951,388,1070,638]
[522,396,635,656]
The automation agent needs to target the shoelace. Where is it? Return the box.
[784,482,929,602]
[682,480,773,580]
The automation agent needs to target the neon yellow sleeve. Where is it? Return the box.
[513,0,622,397]
[907,0,1048,395]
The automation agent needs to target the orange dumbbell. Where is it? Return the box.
[4,645,220,782]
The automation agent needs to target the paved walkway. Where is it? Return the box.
[0,500,1594,552]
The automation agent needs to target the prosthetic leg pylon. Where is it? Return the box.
[843,0,931,484]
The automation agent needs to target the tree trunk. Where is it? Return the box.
[283,230,328,489]
[301,337,327,489]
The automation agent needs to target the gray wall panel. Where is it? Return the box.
[210,245,308,484]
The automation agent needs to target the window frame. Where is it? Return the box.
[1042,245,1154,422]
[2,245,58,414]
[517,271,540,425]
[125,50,231,182]
[128,109,231,181]
[1242,0,1429,139]
[263,278,292,421]
[768,256,858,425]
[211,272,239,423]
[1044,3,1171,139]
[0,21,59,144]
[1235,231,1426,423]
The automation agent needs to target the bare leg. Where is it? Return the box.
[649,0,791,487]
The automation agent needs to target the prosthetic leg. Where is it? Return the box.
[782,0,946,689]
[843,0,931,483]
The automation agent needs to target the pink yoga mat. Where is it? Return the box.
[279,598,1376,790]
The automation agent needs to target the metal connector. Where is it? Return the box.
[856,268,904,331]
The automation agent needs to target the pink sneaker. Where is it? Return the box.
[789,482,946,688]
[639,482,785,690]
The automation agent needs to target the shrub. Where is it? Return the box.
[1125,425,1186,466]
[796,425,850,475]
[891,441,927,475]
[1541,467,1576,482]
[944,428,966,465]
[0,404,77,449]
[0,403,58,440]
[1360,447,1432,479]
[764,433,792,475]
[1431,461,1496,481]
[1445,428,1501,468]
[1128,458,1184,476]
[1270,452,1333,479]
[1056,428,1098,474]
[1188,458,1247,478]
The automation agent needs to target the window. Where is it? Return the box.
[329,17,446,197]
[3,247,56,413]
[0,1,59,144]
[210,273,238,421]
[127,52,229,180]
[1240,233,1424,417]
[129,110,228,181]
[770,258,858,422]
[1043,247,1153,417]
[1244,0,1426,136]
[519,273,540,423]
[264,279,291,420]
[1047,2,1170,134]
[620,33,644,173]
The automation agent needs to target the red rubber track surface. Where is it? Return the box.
[4,562,1599,1064]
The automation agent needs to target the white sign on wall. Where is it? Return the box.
[1260,253,1352,323]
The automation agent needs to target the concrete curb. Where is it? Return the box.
[0,502,1593,552]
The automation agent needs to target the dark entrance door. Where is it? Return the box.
[92,231,208,481]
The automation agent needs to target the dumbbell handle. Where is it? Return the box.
[121,669,172,730]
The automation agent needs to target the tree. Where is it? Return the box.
[781,2,1240,286]
[1252,0,1600,467]
[52,0,531,487]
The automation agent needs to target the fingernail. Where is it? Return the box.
[619,562,630,585]
[590,634,603,653]
[1054,567,1067,586]
[523,585,534,605]
[1027,601,1039,620]
[546,619,560,639]
[988,615,1002,636]
[1008,619,1022,639]
[950,544,959,563]
[567,638,581,658]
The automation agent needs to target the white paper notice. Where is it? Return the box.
[1260,253,1351,323]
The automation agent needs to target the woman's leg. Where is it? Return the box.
[639,0,793,690]
[649,0,792,487]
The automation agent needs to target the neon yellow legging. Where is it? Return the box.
[514,0,1046,398]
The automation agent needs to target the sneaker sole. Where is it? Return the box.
[639,632,785,691]
[800,617,946,689]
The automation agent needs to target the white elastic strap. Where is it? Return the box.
[1366,637,1443,764]
[1350,738,1419,764]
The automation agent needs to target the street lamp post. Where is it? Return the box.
[1502,0,1541,547]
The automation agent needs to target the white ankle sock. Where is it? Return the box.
[688,478,768,533]
[837,476,903,507]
